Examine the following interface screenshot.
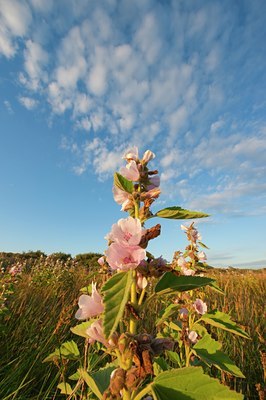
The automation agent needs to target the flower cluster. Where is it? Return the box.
[173,223,207,276]
[105,217,146,271]
[113,146,160,213]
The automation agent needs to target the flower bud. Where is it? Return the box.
[142,150,155,163]
[137,273,148,290]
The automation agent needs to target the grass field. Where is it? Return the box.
[0,252,265,399]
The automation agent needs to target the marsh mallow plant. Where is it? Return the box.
[45,146,249,399]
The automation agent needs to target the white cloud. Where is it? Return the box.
[87,63,107,96]
[21,40,48,90]
[75,117,91,132]
[0,0,31,36]
[4,100,13,114]
[29,0,53,13]
[18,96,38,110]
[73,93,92,116]
[210,119,224,134]
[0,0,32,58]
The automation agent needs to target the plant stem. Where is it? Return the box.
[138,287,146,306]
[129,270,137,334]
[123,388,132,400]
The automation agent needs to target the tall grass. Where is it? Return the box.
[206,269,266,400]
[0,255,265,399]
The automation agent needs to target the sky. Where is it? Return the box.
[0,0,265,268]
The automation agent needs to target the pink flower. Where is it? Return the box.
[198,251,207,262]
[86,319,109,347]
[75,283,104,320]
[188,330,198,344]
[105,242,146,271]
[106,216,142,246]
[113,186,133,211]
[98,256,105,266]
[181,266,195,276]
[142,150,155,163]
[177,256,188,269]
[181,224,201,243]
[193,298,207,315]
[147,175,160,190]
[120,160,140,181]
[123,146,139,161]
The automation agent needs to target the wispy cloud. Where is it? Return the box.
[18,95,38,110]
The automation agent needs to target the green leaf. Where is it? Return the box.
[156,303,180,325]
[57,382,73,395]
[91,364,116,394]
[198,241,209,249]
[193,334,245,378]
[164,321,182,332]
[153,357,170,376]
[80,284,92,294]
[102,271,133,338]
[70,320,94,338]
[114,172,134,193]
[201,310,250,339]
[190,322,208,337]
[78,368,102,399]
[155,206,209,220]
[150,367,243,399]
[166,351,182,367]
[208,282,224,295]
[155,273,215,294]
[43,340,80,362]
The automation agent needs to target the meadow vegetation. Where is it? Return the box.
[0,251,265,399]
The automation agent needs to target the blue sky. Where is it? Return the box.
[0,0,265,268]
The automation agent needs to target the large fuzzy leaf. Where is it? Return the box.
[201,310,250,339]
[134,367,243,400]
[102,271,133,337]
[155,272,215,294]
[154,206,209,220]
[193,334,245,378]
[113,172,134,193]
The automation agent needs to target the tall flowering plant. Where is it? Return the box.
[45,147,249,399]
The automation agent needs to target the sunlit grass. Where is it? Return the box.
[0,255,265,399]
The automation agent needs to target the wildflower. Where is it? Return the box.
[181,266,195,276]
[193,298,207,315]
[106,216,143,246]
[142,150,155,163]
[113,186,134,211]
[177,256,188,269]
[75,283,104,320]
[198,251,207,262]
[86,319,109,346]
[181,223,201,243]
[123,146,139,161]
[105,242,146,271]
[188,330,198,344]
[147,175,160,190]
[98,256,105,266]
[120,160,140,181]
